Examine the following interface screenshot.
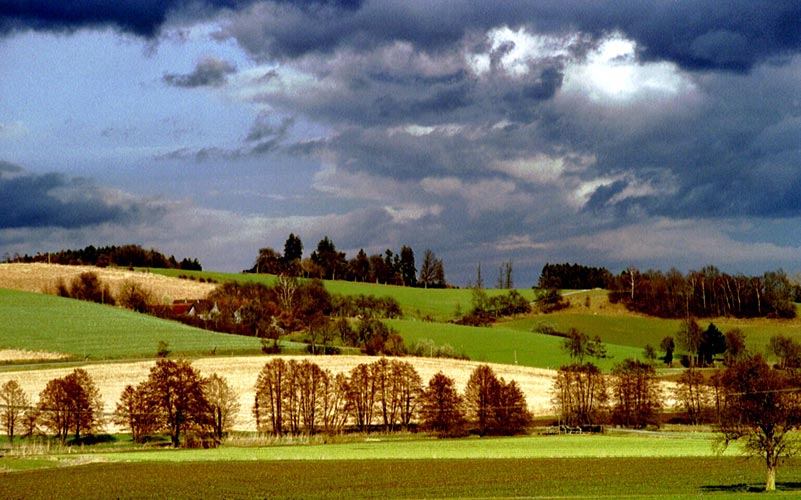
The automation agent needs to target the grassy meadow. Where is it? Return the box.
[14,267,799,368]
[0,288,294,360]
[393,319,643,370]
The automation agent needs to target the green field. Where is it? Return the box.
[7,268,800,370]
[502,309,801,362]
[502,313,682,348]
[0,433,791,499]
[1,457,783,500]
[0,288,301,360]
[393,319,644,370]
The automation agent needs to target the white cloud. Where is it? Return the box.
[468,26,574,77]
[494,234,551,252]
[492,153,595,185]
[383,204,443,224]
[571,176,621,207]
[562,33,696,103]
[390,123,464,137]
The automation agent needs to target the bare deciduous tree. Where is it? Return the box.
[38,368,103,445]
[1,380,29,444]
[673,367,712,425]
[113,383,158,444]
[610,359,662,429]
[254,358,287,435]
[552,363,607,427]
[718,355,801,492]
[205,373,240,441]
[420,372,464,435]
[140,359,214,447]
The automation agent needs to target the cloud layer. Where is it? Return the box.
[0,165,164,230]
[2,1,801,283]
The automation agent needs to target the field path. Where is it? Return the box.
[0,355,557,432]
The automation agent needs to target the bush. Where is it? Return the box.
[157,341,171,358]
[56,272,115,305]
[536,288,567,313]
[118,281,152,313]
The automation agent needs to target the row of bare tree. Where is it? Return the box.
[610,266,796,319]
[0,360,238,448]
[253,358,531,437]
[1,359,531,448]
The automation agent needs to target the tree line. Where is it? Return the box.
[0,360,238,448]
[609,266,796,319]
[3,244,202,271]
[537,263,613,290]
[0,359,530,448]
[247,233,447,288]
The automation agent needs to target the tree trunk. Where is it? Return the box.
[766,463,776,492]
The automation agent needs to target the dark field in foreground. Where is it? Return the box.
[0,457,794,500]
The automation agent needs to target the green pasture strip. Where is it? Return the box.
[501,313,683,350]
[392,319,644,370]
[144,269,801,362]
[696,319,801,358]
[0,289,267,360]
[0,457,784,500]
[502,312,801,363]
[143,267,276,286]
[78,433,724,463]
[146,268,539,321]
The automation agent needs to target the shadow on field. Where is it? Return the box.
[702,482,801,494]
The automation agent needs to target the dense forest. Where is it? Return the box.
[247,233,446,288]
[537,263,613,290]
[608,266,797,319]
[3,244,202,271]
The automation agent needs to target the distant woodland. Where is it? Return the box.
[539,262,798,320]
[6,239,798,322]
[247,234,446,288]
[3,244,202,271]
[608,266,797,319]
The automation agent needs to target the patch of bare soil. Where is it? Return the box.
[0,356,558,432]
[0,263,215,304]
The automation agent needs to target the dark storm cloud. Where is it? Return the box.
[0,160,23,175]
[0,0,248,36]
[0,169,161,229]
[6,0,796,70]
[219,0,801,71]
[163,57,237,88]
[0,0,365,37]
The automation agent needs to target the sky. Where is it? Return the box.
[1,1,801,287]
